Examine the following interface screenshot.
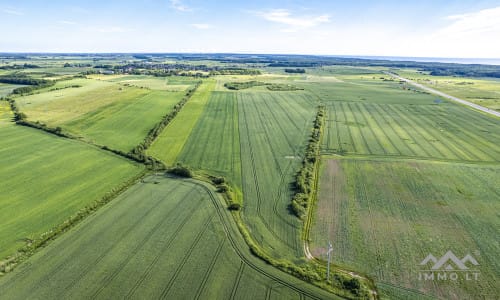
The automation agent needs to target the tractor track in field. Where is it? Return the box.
[91,188,201,299]
[239,98,291,247]
[374,104,430,157]
[230,261,245,300]
[358,103,400,155]
[370,104,412,156]
[23,183,179,296]
[64,187,195,296]
[159,214,215,300]
[193,239,226,300]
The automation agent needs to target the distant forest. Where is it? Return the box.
[2,53,500,78]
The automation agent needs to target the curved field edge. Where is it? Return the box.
[309,157,500,299]
[0,176,339,300]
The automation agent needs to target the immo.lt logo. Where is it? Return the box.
[418,250,480,281]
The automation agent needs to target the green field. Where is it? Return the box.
[0,176,337,300]
[393,69,500,111]
[177,91,242,184]
[0,102,144,258]
[148,79,214,164]
[311,159,499,299]
[173,89,317,258]
[2,54,499,300]
[0,83,24,97]
[322,101,500,161]
[13,77,192,152]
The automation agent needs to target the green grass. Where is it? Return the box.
[148,79,215,165]
[311,158,500,299]
[0,104,144,258]
[14,77,188,152]
[0,176,338,300]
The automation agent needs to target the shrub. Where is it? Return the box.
[228,203,241,211]
[168,164,193,178]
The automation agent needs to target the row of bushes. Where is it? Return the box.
[129,81,202,158]
[209,68,261,75]
[224,81,303,91]
[0,170,147,275]
[224,81,266,90]
[291,105,325,219]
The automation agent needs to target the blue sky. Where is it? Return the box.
[1,0,500,57]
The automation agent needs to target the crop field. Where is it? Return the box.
[236,91,316,257]
[393,69,500,111]
[148,79,214,165]
[15,77,190,152]
[173,88,317,258]
[295,70,500,162]
[177,91,242,185]
[310,159,499,299]
[0,103,144,258]
[0,176,337,300]
[321,101,500,161]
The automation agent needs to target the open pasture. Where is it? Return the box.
[311,159,500,299]
[0,176,337,300]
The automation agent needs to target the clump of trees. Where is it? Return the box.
[167,164,193,178]
[224,81,303,91]
[284,68,306,73]
[0,74,55,95]
[210,68,261,75]
[291,105,325,219]
[224,81,266,90]
[266,84,304,91]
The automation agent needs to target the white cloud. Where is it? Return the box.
[191,23,212,30]
[439,6,500,35]
[254,9,330,31]
[170,0,191,12]
[96,26,127,33]
[59,20,77,25]
[410,6,500,57]
[2,8,24,16]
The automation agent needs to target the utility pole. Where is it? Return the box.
[327,241,333,281]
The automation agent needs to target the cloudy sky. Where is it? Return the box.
[1,0,500,58]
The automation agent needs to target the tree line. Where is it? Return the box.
[291,105,325,219]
